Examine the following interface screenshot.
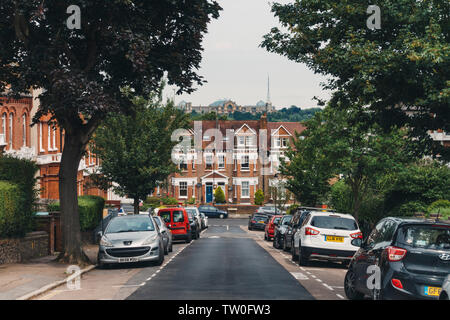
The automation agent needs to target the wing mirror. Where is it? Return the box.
[351,238,363,247]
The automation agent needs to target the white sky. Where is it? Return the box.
[164,0,331,110]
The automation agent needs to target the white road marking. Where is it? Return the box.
[323,284,334,291]
[290,272,309,280]
[336,294,345,299]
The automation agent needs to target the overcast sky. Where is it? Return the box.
[164,0,331,110]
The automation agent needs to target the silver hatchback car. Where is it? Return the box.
[97,215,164,268]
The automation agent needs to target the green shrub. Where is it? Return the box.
[214,186,226,204]
[161,197,178,205]
[254,189,264,205]
[0,156,39,235]
[186,197,196,205]
[145,196,162,207]
[286,204,299,215]
[427,200,450,218]
[48,195,105,231]
[0,181,27,238]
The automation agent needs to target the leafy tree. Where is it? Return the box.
[191,112,228,121]
[254,189,265,205]
[262,0,449,160]
[383,159,450,216]
[92,88,190,214]
[214,186,226,204]
[0,0,221,263]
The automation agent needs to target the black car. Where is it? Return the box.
[345,217,450,300]
[273,214,293,249]
[248,214,269,231]
[283,208,313,252]
[198,205,228,219]
[186,211,201,239]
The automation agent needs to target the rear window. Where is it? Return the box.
[397,225,450,250]
[273,217,281,224]
[159,211,171,223]
[311,215,358,231]
[253,215,268,222]
[281,215,292,225]
[173,210,185,223]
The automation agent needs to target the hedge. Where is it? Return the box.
[0,181,27,238]
[48,195,105,231]
[0,156,39,237]
[254,189,264,206]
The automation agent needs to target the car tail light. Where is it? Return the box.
[187,223,190,231]
[251,220,256,223]
[305,227,320,235]
[391,278,403,289]
[350,232,363,239]
[386,246,407,262]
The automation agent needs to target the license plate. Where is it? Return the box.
[259,221,265,224]
[118,257,138,263]
[424,286,441,296]
[325,236,344,243]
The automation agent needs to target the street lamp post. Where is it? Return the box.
[273,173,278,214]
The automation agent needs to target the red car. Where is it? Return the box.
[264,215,283,241]
[158,207,192,243]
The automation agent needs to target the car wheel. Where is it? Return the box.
[273,236,279,249]
[186,233,192,243]
[291,241,298,262]
[282,238,287,251]
[298,244,309,266]
[197,230,201,239]
[219,214,224,219]
[164,243,169,255]
[169,242,173,252]
[344,269,364,300]
[248,226,252,231]
[97,256,109,269]
[155,246,164,266]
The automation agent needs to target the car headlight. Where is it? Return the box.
[142,234,159,245]
[100,236,113,247]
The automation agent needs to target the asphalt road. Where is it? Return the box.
[127,219,314,300]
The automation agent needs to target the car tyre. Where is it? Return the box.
[219,213,224,219]
[155,246,164,266]
[344,269,364,300]
[97,257,109,269]
[169,242,173,252]
[164,243,169,255]
[298,243,309,266]
[273,236,279,249]
[186,233,192,243]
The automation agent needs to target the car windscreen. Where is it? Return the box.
[397,225,450,250]
[311,216,358,230]
[281,215,292,225]
[106,216,155,233]
[185,208,197,216]
[273,217,282,224]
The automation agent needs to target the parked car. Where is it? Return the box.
[265,215,283,241]
[344,217,450,300]
[283,208,311,252]
[186,209,201,240]
[185,207,203,230]
[257,205,284,215]
[292,211,362,266]
[152,215,173,254]
[439,274,450,300]
[158,207,192,243]
[198,205,228,219]
[97,215,165,268]
[248,214,269,231]
[199,211,209,229]
[273,215,292,249]
[119,203,134,215]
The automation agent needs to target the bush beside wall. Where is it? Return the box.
[48,195,105,231]
[0,182,26,238]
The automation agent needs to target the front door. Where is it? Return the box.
[206,183,213,203]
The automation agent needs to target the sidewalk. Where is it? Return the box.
[0,245,98,300]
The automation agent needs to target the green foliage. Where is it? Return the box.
[92,89,191,209]
[214,187,226,204]
[48,196,105,231]
[262,0,449,160]
[186,197,196,205]
[191,111,228,121]
[0,156,39,236]
[0,181,27,238]
[286,204,299,215]
[427,200,450,218]
[161,197,178,206]
[254,189,265,205]
[383,160,450,217]
[145,197,163,207]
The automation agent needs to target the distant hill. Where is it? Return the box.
[189,106,322,122]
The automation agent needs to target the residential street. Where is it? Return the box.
[33,219,348,300]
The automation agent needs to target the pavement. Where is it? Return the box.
[0,244,98,300]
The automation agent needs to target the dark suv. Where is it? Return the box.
[345,217,450,300]
[283,207,321,252]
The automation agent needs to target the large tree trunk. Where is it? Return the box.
[58,132,90,265]
[133,198,140,215]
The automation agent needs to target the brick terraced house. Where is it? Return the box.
[168,115,306,204]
